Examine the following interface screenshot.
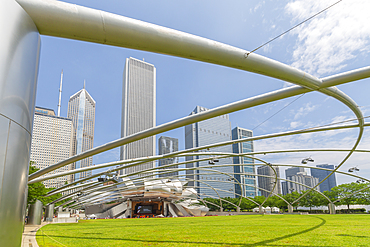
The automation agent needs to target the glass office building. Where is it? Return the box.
[257,165,282,197]
[310,164,337,192]
[185,106,234,198]
[158,136,179,178]
[231,127,257,197]
[67,86,96,181]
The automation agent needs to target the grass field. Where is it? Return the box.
[36,214,370,246]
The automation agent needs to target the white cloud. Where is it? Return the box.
[285,0,370,76]
[290,121,301,128]
[250,1,265,13]
[293,102,317,120]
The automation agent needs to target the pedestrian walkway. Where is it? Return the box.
[22,222,49,247]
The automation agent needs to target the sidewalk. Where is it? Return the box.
[22,222,49,247]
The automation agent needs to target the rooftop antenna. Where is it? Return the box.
[83,79,86,89]
[57,70,63,117]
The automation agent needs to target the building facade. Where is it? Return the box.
[282,167,320,195]
[310,164,337,192]
[231,127,257,197]
[185,106,234,198]
[257,165,281,197]
[120,57,156,176]
[158,136,179,178]
[67,86,96,181]
[30,107,74,188]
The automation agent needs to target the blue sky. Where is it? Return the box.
[35,0,370,184]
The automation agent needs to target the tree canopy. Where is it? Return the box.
[203,182,370,212]
[28,162,64,206]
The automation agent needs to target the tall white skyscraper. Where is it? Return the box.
[30,107,74,188]
[67,86,96,181]
[120,57,156,176]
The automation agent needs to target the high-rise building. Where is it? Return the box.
[282,167,320,195]
[120,57,156,176]
[185,106,234,198]
[310,164,337,192]
[285,167,305,178]
[231,127,257,197]
[30,107,74,188]
[257,165,281,197]
[67,86,96,181]
[158,136,179,178]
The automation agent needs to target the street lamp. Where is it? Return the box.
[301,157,314,164]
[208,158,219,165]
[348,167,359,172]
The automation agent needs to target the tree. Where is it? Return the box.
[264,195,285,208]
[222,197,237,211]
[299,191,324,212]
[27,162,48,205]
[239,197,258,211]
[283,192,300,210]
[27,162,63,206]
[203,198,220,211]
[330,182,370,210]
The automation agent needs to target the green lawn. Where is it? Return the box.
[36,214,370,246]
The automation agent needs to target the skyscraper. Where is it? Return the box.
[120,57,156,176]
[30,107,74,188]
[185,106,234,198]
[158,136,179,178]
[285,167,305,178]
[67,86,96,181]
[232,127,257,197]
[282,167,320,195]
[310,164,337,192]
[257,165,281,197]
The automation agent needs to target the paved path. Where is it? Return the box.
[22,222,49,247]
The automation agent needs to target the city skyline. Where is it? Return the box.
[34,0,370,185]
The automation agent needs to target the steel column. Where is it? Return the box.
[28,200,43,225]
[44,204,54,222]
[0,1,40,246]
[288,205,294,213]
[328,203,336,215]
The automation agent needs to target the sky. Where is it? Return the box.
[34,0,370,185]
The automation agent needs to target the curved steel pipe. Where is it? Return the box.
[20,0,368,181]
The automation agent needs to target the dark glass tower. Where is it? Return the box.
[158,136,179,178]
[231,127,257,197]
[185,106,234,198]
[310,164,337,192]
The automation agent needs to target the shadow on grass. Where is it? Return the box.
[336,234,369,238]
[39,216,327,246]
[243,216,327,246]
